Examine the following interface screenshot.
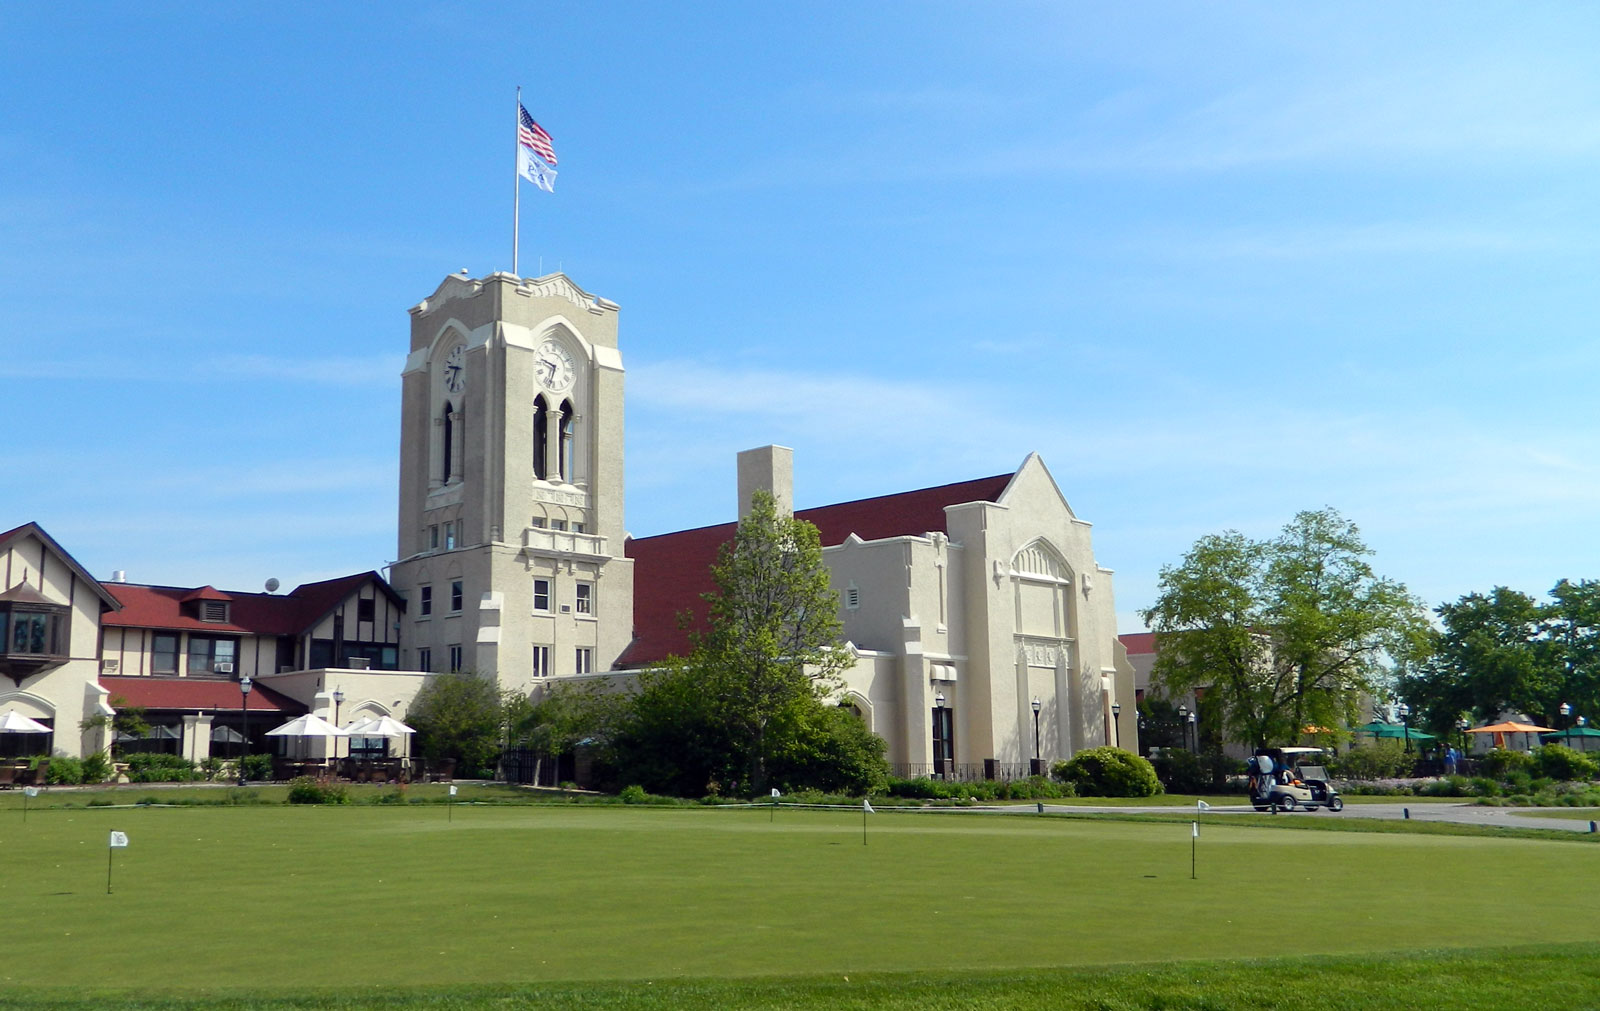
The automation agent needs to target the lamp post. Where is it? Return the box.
[1559,701,1572,732]
[1177,705,1190,753]
[1111,702,1122,748]
[1030,697,1042,776]
[1398,702,1412,753]
[238,676,253,786]
[333,687,345,765]
[1458,717,1470,758]
[1187,711,1197,754]
[933,692,947,778]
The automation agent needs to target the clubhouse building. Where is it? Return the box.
[2,271,1138,779]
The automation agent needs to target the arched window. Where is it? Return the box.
[441,401,454,482]
[532,395,548,480]
[559,399,575,481]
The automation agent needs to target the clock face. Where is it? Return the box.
[442,343,467,394]
[534,338,577,393]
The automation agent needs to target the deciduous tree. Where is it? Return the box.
[1141,508,1429,749]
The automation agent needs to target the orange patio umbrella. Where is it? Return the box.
[1466,721,1556,750]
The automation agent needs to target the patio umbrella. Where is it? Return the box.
[1540,727,1600,751]
[1467,721,1555,750]
[0,711,52,733]
[211,725,247,744]
[116,724,179,742]
[1355,721,1436,741]
[265,712,347,759]
[344,716,416,760]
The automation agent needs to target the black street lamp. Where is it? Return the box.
[238,676,253,786]
[1111,702,1122,748]
[1177,704,1190,752]
[1187,711,1197,754]
[1458,717,1470,756]
[1030,697,1042,776]
[1559,701,1572,731]
[1398,702,1412,753]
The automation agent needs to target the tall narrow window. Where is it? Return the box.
[419,585,432,617]
[531,645,550,678]
[533,578,551,612]
[575,582,593,615]
[932,706,955,777]
[441,401,454,482]
[575,647,593,674]
[448,644,463,672]
[152,633,179,674]
[532,395,548,480]
[559,399,575,481]
[450,580,464,612]
[417,647,432,672]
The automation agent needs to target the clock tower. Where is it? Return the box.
[391,272,634,692]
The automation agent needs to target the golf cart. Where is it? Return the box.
[1248,747,1343,813]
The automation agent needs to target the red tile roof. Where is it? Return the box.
[619,473,1014,667]
[1119,632,1157,655]
[100,675,305,715]
[102,571,393,636]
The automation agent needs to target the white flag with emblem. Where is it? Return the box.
[1197,799,1211,812]
[109,830,129,848]
[449,785,458,796]
[771,787,780,798]
[863,798,874,814]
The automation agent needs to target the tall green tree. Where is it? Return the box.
[1141,508,1430,749]
[610,490,874,796]
[1402,579,1600,730]
[406,671,505,776]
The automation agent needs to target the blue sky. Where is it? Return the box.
[3,2,1597,631]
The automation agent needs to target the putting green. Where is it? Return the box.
[2,804,1595,992]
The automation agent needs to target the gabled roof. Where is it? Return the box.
[102,571,399,636]
[0,522,122,612]
[619,472,1013,668]
[1119,632,1158,656]
[100,676,304,715]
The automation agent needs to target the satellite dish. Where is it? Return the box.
[264,578,281,594]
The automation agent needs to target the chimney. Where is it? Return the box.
[737,445,794,521]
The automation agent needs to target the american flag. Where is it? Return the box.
[518,105,557,165]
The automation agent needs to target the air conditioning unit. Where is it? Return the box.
[560,605,572,613]
[100,659,120,674]
[215,662,235,674]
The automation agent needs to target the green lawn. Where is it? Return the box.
[3,802,1599,999]
[1521,807,1600,821]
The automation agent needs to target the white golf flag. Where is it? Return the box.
[771,787,780,798]
[449,785,458,796]
[109,830,129,848]
[23,786,38,798]
[863,798,875,814]
[1197,799,1211,812]
[1191,821,1199,838]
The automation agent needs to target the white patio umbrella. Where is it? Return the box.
[264,712,347,760]
[0,711,52,734]
[344,715,416,760]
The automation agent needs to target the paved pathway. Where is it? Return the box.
[1020,800,1600,833]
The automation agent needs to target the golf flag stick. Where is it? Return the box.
[771,787,779,822]
[448,783,457,822]
[1191,821,1198,880]
[23,785,37,822]
[863,797,874,845]
[107,830,128,894]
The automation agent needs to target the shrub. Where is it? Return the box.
[1052,747,1162,798]
[80,751,111,784]
[1329,741,1413,781]
[1148,749,1207,793]
[286,776,348,804]
[46,756,84,785]
[199,756,227,781]
[1479,748,1534,780]
[1533,744,1598,782]
[1420,775,1476,797]
[998,775,1072,800]
[619,784,649,804]
[125,753,197,783]
[241,754,274,781]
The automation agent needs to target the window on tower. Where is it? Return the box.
[441,401,454,482]
[533,395,549,480]
[559,399,575,481]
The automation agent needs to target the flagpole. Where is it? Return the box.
[512,85,522,278]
